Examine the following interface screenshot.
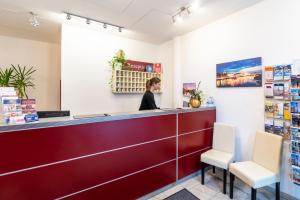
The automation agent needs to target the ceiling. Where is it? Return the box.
[0,0,264,44]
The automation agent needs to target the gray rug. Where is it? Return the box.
[163,189,200,200]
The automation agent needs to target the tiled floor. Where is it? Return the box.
[147,169,295,200]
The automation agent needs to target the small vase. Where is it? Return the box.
[115,63,122,70]
[190,98,201,108]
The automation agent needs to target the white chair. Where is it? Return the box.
[200,123,236,194]
[229,131,283,200]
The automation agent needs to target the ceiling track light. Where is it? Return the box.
[29,12,39,27]
[64,12,124,33]
[172,0,201,24]
[66,13,71,20]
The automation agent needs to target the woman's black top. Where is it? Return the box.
[139,91,158,110]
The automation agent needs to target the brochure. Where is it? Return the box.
[265,66,273,83]
[292,128,300,141]
[274,102,284,119]
[265,119,274,133]
[273,120,284,135]
[291,75,300,89]
[273,83,284,99]
[291,153,300,167]
[265,101,274,118]
[284,121,291,139]
[291,89,300,100]
[292,166,300,184]
[274,65,284,81]
[264,83,273,98]
[291,101,298,113]
[292,114,300,128]
[284,83,290,100]
[284,102,291,120]
[283,65,292,80]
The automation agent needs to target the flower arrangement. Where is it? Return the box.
[189,81,204,108]
[109,49,127,70]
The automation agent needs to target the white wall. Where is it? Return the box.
[61,24,173,115]
[0,35,61,111]
[176,0,300,197]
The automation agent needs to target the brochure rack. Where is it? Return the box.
[264,64,300,185]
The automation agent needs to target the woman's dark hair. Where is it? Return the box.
[146,77,161,91]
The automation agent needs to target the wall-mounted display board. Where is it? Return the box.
[111,70,162,94]
[264,64,300,185]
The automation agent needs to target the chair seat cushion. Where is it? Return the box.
[229,161,279,189]
[200,149,234,169]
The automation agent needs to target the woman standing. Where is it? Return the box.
[139,77,161,110]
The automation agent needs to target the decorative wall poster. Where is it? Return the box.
[183,83,196,96]
[216,57,262,87]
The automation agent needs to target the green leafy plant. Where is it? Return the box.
[0,67,14,87]
[109,49,127,70]
[11,65,36,99]
[189,81,204,101]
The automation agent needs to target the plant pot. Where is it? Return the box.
[115,62,123,70]
[190,98,201,108]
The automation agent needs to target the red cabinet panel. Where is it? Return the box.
[0,138,176,200]
[66,161,176,200]
[0,114,176,174]
[178,110,216,134]
[178,149,211,179]
[178,129,213,156]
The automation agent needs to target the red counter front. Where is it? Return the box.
[0,109,216,200]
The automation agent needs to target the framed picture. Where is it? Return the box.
[183,83,196,96]
[216,57,262,88]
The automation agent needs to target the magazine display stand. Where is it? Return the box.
[264,64,300,185]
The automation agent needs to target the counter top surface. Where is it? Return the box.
[0,106,216,133]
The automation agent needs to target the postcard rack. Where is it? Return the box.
[111,70,162,94]
[264,64,300,185]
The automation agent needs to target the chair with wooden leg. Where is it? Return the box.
[229,131,283,200]
[200,123,236,194]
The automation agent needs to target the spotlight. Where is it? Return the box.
[29,12,39,27]
[173,14,183,24]
[187,8,192,16]
[103,23,107,29]
[66,13,71,20]
[86,19,91,25]
[118,27,122,32]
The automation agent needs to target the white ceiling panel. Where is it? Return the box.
[0,0,264,44]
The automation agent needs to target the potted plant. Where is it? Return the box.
[109,49,127,70]
[189,81,204,108]
[11,65,36,99]
[0,67,14,87]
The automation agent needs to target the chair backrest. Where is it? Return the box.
[252,131,283,174]
[213,123,236,154]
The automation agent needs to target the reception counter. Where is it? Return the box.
[0,107,216,200]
